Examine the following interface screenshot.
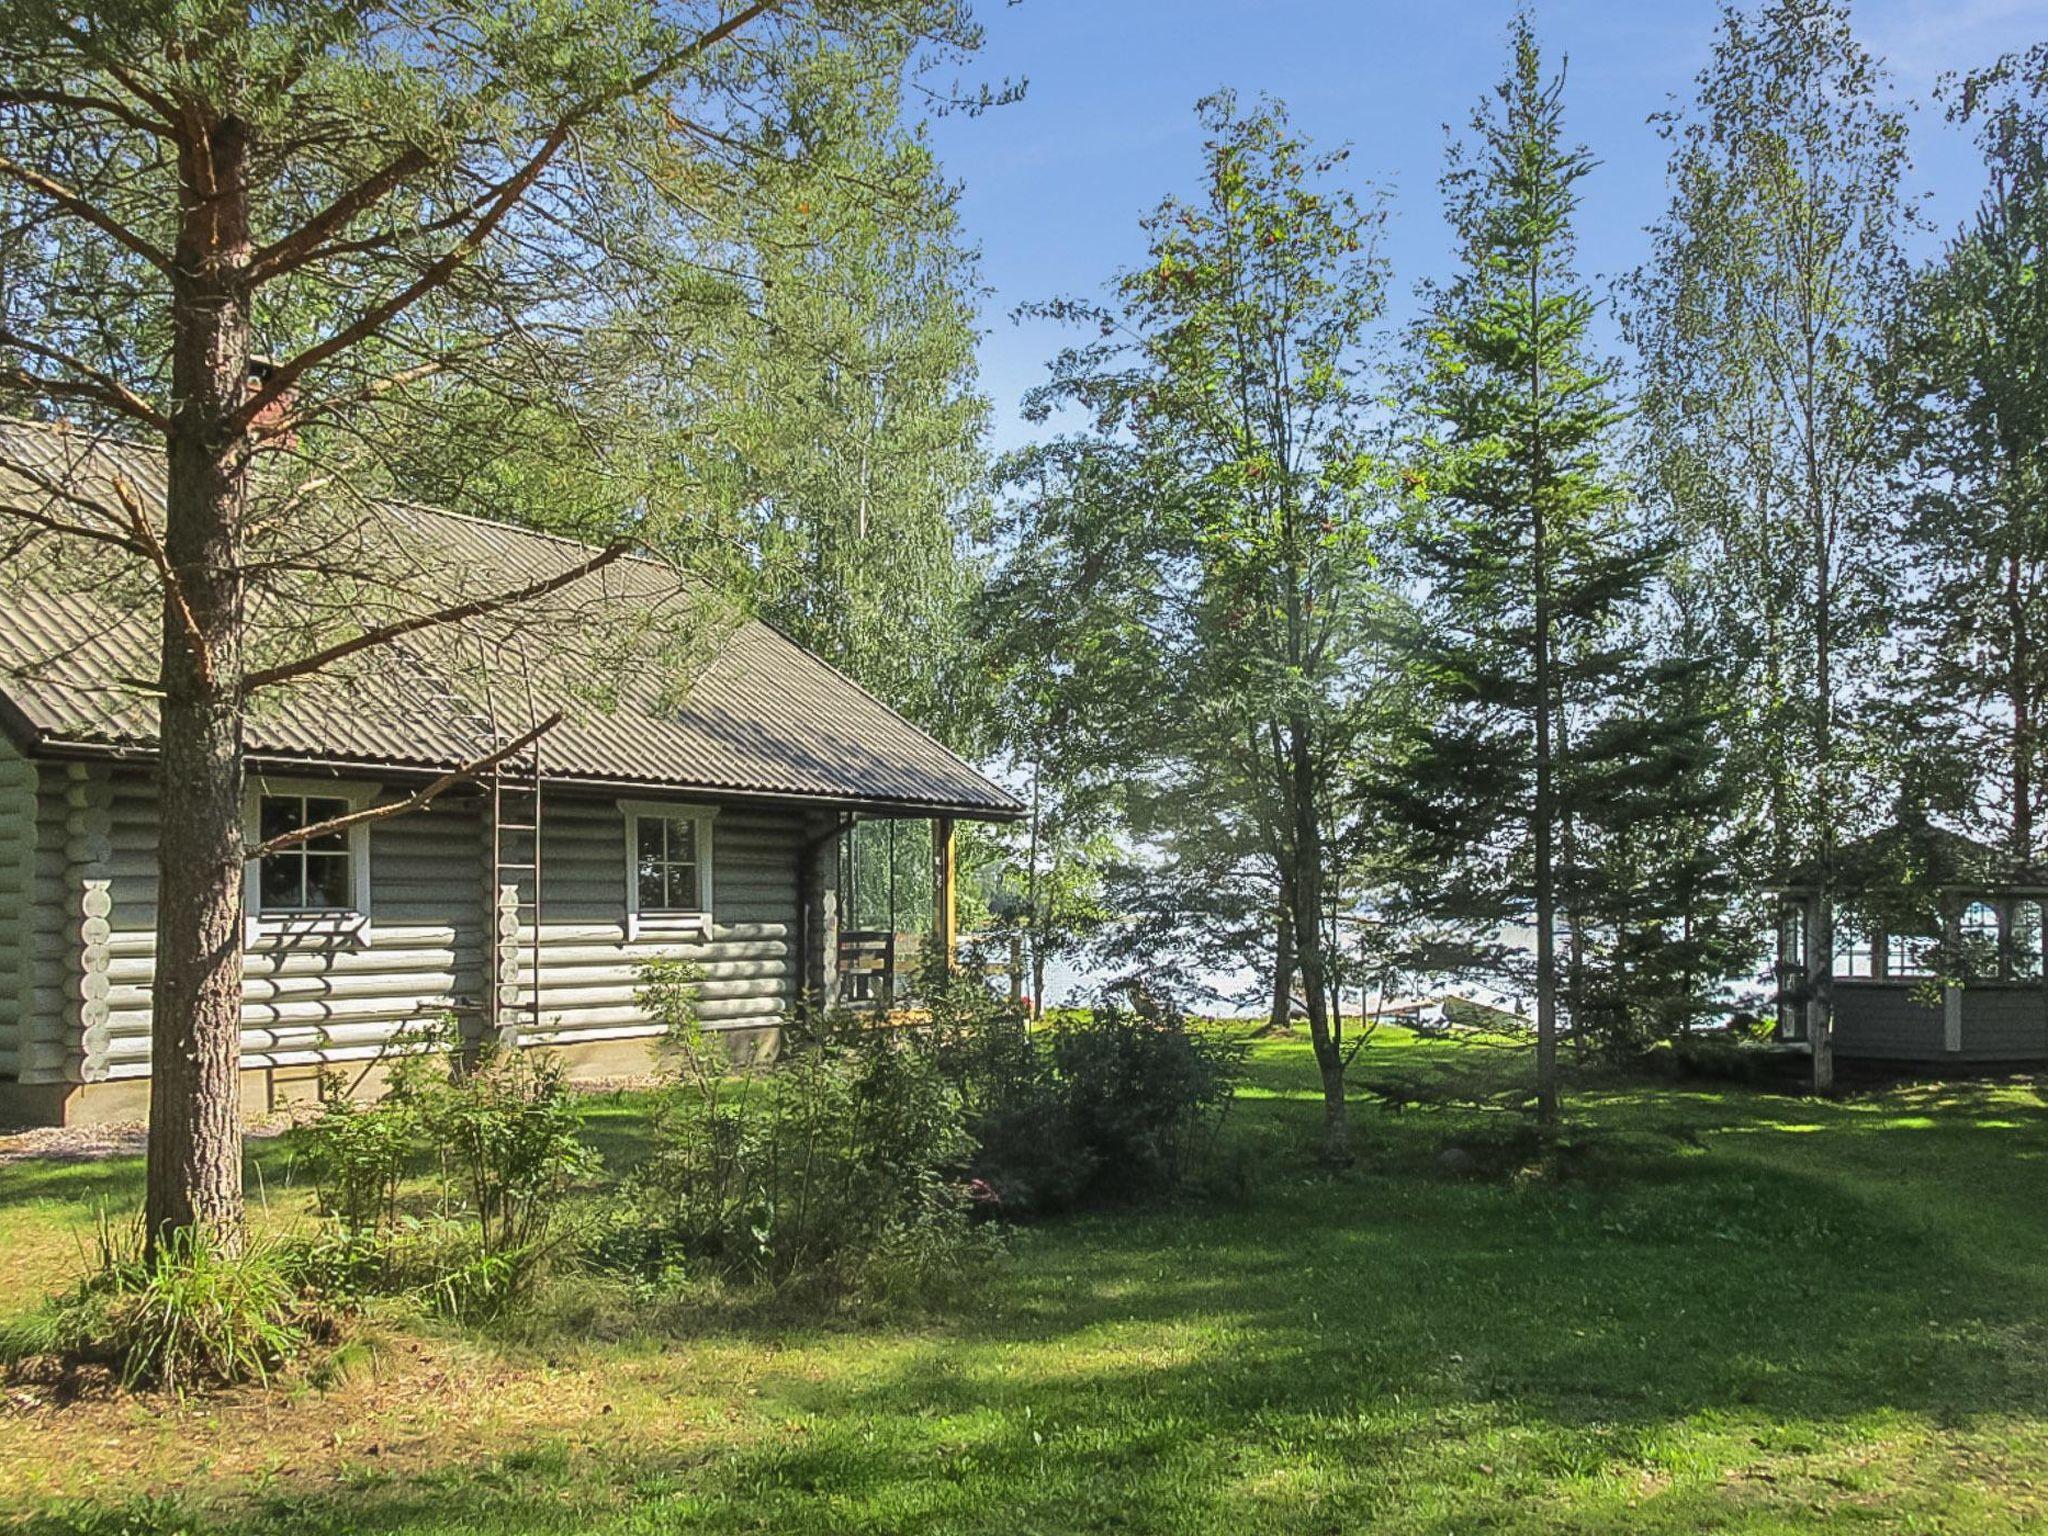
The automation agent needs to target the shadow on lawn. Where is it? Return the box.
[18,1078,2048,1536]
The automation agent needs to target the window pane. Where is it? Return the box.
[668,860,698,911]
[259,796,302,842]
[1835,922,1873,979]
[304,853,351,909]
[666,818,696,865]
[304,797,350,852]
[639,866,666,912]
[637,816,666,865]
[2017,902,2044,980]
[260,853,304,910]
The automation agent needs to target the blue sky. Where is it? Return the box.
[924,0,2048,454]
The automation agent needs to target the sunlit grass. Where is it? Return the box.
[4,1029,2048,1533]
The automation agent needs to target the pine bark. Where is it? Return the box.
[145,107,253,1247]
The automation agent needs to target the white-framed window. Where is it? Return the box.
[2016,900,2045,981]
[1887,930,1937,979]
[620,800,717,940]
[1834,919,1875,978]
[1962,900,2002,979]
[244,778,375,945]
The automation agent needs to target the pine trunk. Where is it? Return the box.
[145,108,253,1249]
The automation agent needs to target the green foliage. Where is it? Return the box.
[1885,43,2048,858]
[423,1045,603,1268]
[612,966,981,1294]
[985,90,1413,1154]
[1046,1003,1244,1200]
[1,1218,316,1394]
[293,1030,600,1316]
[919,969,1246,1214]
[676,43,995,742]
[1626,0,1910,879]
[1392,18,1665,1104]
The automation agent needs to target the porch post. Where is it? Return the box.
[1804,892,1829,1051]
[1944,898,1964,1054]
[801,817,844,1015]
[932,816,957,974]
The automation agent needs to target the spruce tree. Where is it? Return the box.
[1396,18,1654,1124]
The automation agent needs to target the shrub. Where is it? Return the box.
[292,1029,600,1315]
[2,1218,319,1393]
[423,1043,601,1260]
[299,1056,437,1242]
[918,967,1246,1215]
[614,964,981,1294]
[1049,1001,1243,1198]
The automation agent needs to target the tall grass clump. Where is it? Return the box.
[1,1216,321,1393]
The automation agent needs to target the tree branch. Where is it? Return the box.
[0,155,173,272]
[245,145,432,283]
[250,712,564,857]
[233,0,787,426]
[0,327,170,430]
[239,541,633,695]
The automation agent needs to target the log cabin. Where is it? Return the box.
[0,421,1019,1125]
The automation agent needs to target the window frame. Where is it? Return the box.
[620,799,718,941]
[243,777,376,947]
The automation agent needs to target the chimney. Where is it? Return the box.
[246,355,297,448]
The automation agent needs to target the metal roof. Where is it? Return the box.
[0,420,1019,818]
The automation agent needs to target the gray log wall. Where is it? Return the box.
[3,758,812,1087]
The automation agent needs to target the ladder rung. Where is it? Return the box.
[498,861,538,871]
[496,822,538,832]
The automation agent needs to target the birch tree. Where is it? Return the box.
[1626,0,1909,1091]
[1890,44,2048,861]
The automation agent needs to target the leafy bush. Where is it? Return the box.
[294,1029,600,1315]
[2,1218,321,1393]
[916,968,1245,1215]
[1050,1001,1243,1196]
[423,1043,601,1265]
[611,964,980,1294]
[299,1049,442,1242]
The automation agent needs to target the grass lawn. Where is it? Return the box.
[6,1028,2048,1534]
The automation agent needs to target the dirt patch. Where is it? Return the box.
[0,1109,316,1168]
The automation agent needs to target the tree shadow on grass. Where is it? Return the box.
[13,1062,2048,1535]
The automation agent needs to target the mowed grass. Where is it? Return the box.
[6,1028,2048,1534]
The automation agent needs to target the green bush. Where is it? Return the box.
[1049,1001,1243,1198]
[611,964,981,1294]
[914,968,1246,1215]
[293,1030,600,1315]
[1,1218,320,1393]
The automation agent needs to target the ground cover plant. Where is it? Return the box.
[3,1027,2047,1533]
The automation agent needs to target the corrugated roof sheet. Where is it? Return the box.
[0,420,1019,818]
